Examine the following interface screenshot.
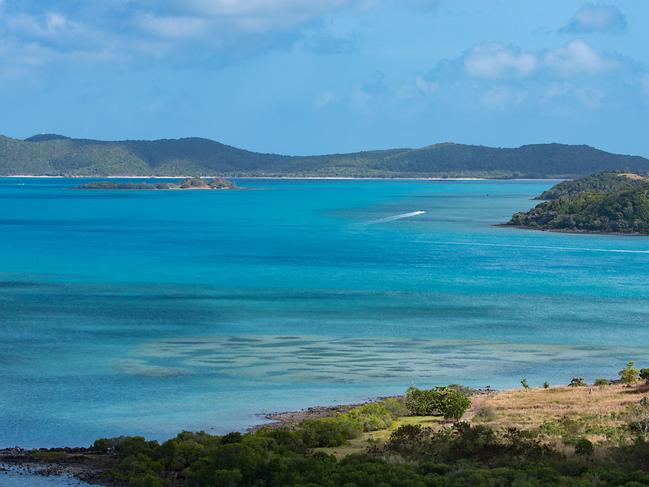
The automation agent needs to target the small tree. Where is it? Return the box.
[520,378,530,390]
[627,397,649,435]
[543,381,550,390]
[405,386,470,421]
[574,438,594,456]
[640,369,649,383]
[619,361,639,386]
[594,378,609,387]
[569,377,586,387]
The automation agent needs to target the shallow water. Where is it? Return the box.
[1,178,648,448]
[0,465,91,486]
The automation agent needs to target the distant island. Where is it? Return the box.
[3,133,649,178]
[77,177,237,190]
[507,171,649,235]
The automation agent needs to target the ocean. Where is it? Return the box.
[1,177,648,448]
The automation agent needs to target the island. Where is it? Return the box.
[4,134,649,179]
[76,177,237,190]
[506,171,649,235]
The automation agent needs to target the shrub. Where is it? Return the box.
[344,403,393,431]
[300,417,361,448]
[569,377,586,387]
[574,438,594,456]
[627,397,649,435]
[640,369,649,383]
[92,436,159,458]
[594,378,609,386]
[520,378,530,390]
[543,381,550,389]
[619,361,639,385]
[405,386,471,420]
[473,405,497,422]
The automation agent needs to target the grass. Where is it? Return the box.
[319,383,649,458]
[470,384,648,434]
[317,416,442,458]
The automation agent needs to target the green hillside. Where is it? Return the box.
[536,171,649,200]
[2,134,649,178]
[508,172,649,234]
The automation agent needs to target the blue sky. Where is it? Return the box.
[1,0,649,156]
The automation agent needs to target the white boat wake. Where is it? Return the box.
[444,241,649,254]
[362,210,426,226]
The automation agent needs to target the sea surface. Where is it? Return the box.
[1,177,648,450]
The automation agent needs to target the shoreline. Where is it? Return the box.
[1,175,562,181]
[498,223,649,237]
[2,380,645,486]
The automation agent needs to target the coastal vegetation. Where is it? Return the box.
[507,171,649,234]
[536,171,649,200]
[77,178,237,190]
[3,134,649,178]
[5,365,649,487]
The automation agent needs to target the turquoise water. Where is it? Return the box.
[1,178,648,448]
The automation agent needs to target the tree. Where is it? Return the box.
[520,378,530,390]
[405,386,471,421]
[619,361,639,386]
[639,368,649,383]
[543,381,550,390]
[627,397,649,435]
[569,377,586,387]
[574,438,594,456]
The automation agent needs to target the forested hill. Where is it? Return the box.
[2,134,649,178]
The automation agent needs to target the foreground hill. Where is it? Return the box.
[2,134,649,178]
[508,172,649,234]
[3,370,649,487]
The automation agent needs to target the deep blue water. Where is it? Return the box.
[1,177,648,449]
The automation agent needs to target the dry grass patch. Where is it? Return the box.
[468,383,649,443]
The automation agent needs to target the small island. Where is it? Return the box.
[506,171,649,235]
[76,177,237,190]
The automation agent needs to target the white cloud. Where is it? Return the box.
[414,76,438,94]
[0,0,366,70]
[464,44,538,79]
[481,86,525,110]
[544,40,618,76]
[138,15,208,39]
[414,39,646,113]
[562,3,627,33]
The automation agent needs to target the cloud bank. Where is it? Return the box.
[561,3,627,33]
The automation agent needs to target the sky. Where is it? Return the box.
[1,0,649,156]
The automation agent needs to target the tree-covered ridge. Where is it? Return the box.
[2,134,649,178]
[537,171,649,200]
[508,176,649,234]
[77,178,236,190]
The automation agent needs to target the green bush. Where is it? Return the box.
[594,378,609,386]
[569,377,586,387]
[301,417,361,448]
[619,361,639,385]
[639,368,649,382]
[574,438,594,456]
[405,386,471,420]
